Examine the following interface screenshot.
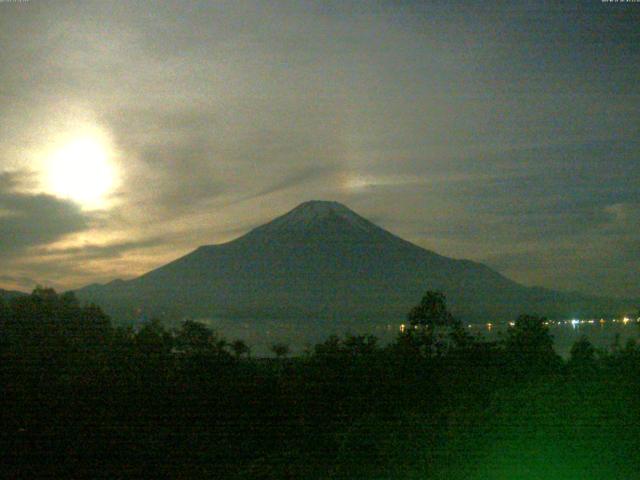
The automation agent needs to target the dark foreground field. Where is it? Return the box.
[2,289,640,479]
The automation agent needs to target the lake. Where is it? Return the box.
[199,316,640,358]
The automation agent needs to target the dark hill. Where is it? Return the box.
[0,288,26,301]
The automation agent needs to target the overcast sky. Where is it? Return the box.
[0,0,638,298]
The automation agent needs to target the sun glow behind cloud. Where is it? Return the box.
[0,1,637,297]
[45,131,118,209]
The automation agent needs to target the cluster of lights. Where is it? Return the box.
[458,317,640,331]
[564,317,638,327]
[397,316,639,333]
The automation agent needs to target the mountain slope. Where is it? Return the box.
[0,288,27,301]
[75,201,634,322]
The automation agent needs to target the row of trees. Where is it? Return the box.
[1,287,621,366]
[1,287,639,478]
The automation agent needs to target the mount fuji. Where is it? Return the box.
[75,201,633,323]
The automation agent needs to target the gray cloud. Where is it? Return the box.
[483,233,640,300]
[0,274,39,289]
[37,237,168,261]
[0,171,93,254]
[0,1,638,298]
[234,165,338,205]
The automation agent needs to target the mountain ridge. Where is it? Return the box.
[74,200,636,323]
[0,288,27,300]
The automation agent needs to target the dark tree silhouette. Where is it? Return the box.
[230,339,250,359]
[0,296,8,331]
[135,317,172,355]
[404,290,463,356]
[343,334,378,357]
[270,342,290,359]
[4,286,640,479]
[314,334,343,358]
[176,319,211,350]
[568,335,597,373]
[505,314,561,375]
[407,291,457,328]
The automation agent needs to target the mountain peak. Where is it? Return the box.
[243,200,384,239]
[289,200,355,218]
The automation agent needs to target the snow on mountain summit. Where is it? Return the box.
[290,200,353,217]
[250,200,381,236]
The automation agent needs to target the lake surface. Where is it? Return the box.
[468,319,639,358]
[200,316,640,358]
